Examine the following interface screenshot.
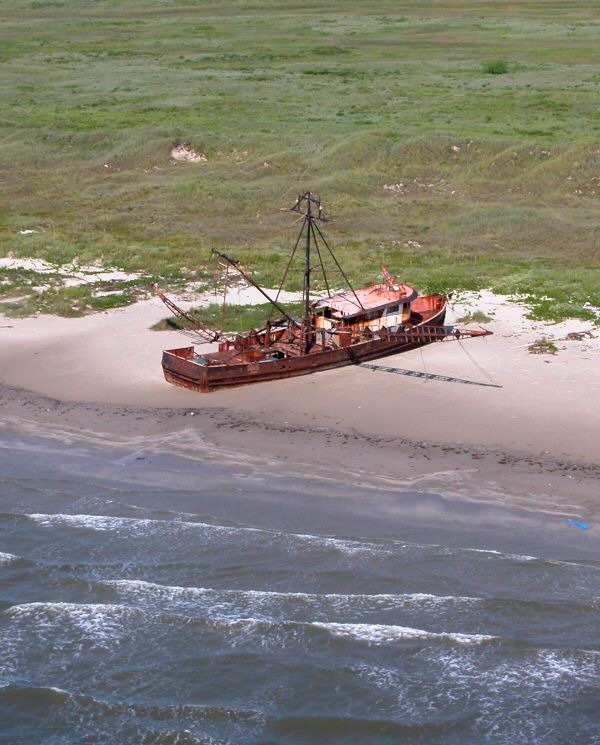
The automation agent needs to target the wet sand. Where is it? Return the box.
[1,291,599,523]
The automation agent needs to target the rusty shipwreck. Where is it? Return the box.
[157,192,491,392]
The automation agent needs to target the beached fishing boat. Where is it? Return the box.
[157,192,491,392]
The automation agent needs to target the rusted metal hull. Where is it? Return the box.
[162,302,448,393]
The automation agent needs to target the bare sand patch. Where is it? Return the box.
[0,256,145,287]
[170,142,207,163]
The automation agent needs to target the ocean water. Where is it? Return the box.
[1,434,599,744]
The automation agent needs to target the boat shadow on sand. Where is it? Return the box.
[360,363,502,388]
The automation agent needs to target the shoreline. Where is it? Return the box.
[1,381,599,524]
[3,386,600,564]
[1,290,599,525]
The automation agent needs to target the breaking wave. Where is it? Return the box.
[2,466,599,745]
[3,601,493,649]
[0,551,19,565]
[312,621,496,645]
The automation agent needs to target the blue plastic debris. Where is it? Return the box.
[566,519,592,530]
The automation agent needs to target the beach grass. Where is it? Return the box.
[151,301,304,334]
[0,0,598,320]
[456,310,494,324]
[528,337,559,355]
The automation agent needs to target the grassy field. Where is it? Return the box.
[0,0,599,320]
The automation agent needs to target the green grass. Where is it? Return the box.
[456,310,493,324]
[482,59,508,75]
[0,269,150,317]
[0,0,598,320]
[528,337,559,355]
[151,301,304,333]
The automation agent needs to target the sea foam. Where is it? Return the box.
[102,579,479,622]
[312,621,496,645]
[3,602,142,647]
[105,578,476,606]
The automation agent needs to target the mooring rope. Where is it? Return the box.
[456,337,500,387]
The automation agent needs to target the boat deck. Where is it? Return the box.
[196,340,330,367]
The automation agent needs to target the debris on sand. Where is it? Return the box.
[566,330,595,341]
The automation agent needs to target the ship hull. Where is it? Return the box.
[162,302,448,392]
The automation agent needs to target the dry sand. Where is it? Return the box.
[1,291,599,522]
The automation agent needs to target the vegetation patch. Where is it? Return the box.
[152,301,304,334]
[0,261,152,317]
[528,337,558,355]
[525,298,599,324]
[1,283,144,318]
[1,1,598,321]
[482,59,509,75]
[456,310,493,324]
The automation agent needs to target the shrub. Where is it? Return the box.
[528,337,558,355]
[482,59,508,75]
[456,310,493,323]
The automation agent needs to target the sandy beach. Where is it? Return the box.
[1,290,599,522]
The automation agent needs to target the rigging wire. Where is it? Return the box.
[419,346,428,382]
[446,293,499,387]
[457,337,499,387]
[221,263,229,334]
[273,216,305,314]
[310,220,332,299]
[312,220,364,310]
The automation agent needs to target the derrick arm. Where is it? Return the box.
[153,285,221,343]
[211,249,300,327]
[398,326,493,342]
[452,327,493,339]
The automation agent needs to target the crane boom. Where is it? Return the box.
[153,284,221,343]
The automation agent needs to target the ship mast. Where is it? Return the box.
[281,191,363,353]
[206,192,364,353]
[303,193,313,330]
[280,191,323,352]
